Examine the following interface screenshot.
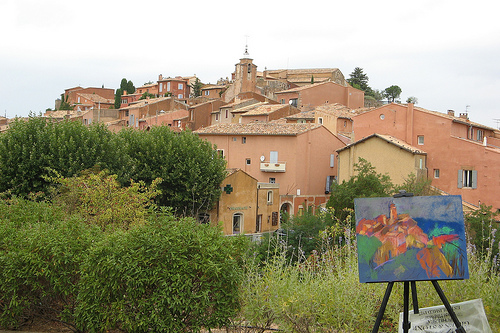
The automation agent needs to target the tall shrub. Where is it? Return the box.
[0,211,102,330]
[76,215,243,332]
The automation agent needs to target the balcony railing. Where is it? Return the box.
[260,161,286,172]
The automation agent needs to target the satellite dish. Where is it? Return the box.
[260,155,265,162]
[289,100,293,105]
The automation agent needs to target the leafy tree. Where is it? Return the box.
[347,67,372,94]
[326,158,394,222]
[311,75,315,84]
[52,170,161,231]
[58,93,73,110]
[394,173,439,196]
[406,96,418,104]
[190,77,203,98]
[0,116,129,197]
[119,126,227,216]
[114,78,135,109]
[384,85,402,103]
[139,91,156,100]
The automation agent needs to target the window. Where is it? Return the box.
[159,84,163,92]
[242,137,246,144]
[204,90,209,96]
[232,137,237,141]
[225,109,229,118]
[458,169,477,189]
[167,82,171,91]
[280,99,285,104]
[417,136,424,145]
[325,176,336,193]
[344,120,347,127]
[476,129,484,142]
[215,113,219,121]
[434,169,440,178]
[269,177,276,183]
[318,117,323,124]
[217,149,224,158]
[270,151,278,163]
[330,154,335,168]
[267,190,273,204]
[289,99,298,107]
[178,83,183,89]
[178,94,183,99]
[272,211,279,226]
[232,213,243,234]
[246,158,251,165]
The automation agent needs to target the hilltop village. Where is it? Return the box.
[2,48,499,237]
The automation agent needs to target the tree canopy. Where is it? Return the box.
[118,126,227,216]
[190,77,203,98]
[347,67,372,95]
[0,117,129,197]
[114,78,135,109]
[326,158,394,221]
[0,117,226,217]
[384,85,402,103]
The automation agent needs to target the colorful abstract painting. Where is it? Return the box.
[355,195,469,283]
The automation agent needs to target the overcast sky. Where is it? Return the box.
[1,0,499,128]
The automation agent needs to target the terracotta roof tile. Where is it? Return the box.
[195,122,322,136]
[241,104,289,116]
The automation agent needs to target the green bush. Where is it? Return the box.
[75,215,244,332]
[0,215,102,330]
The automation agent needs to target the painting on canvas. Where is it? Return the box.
[355,195,469,283]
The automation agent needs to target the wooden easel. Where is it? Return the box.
[371,191,466,333]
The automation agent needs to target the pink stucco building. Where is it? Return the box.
[352,103,500,211]
[195,122,346,214]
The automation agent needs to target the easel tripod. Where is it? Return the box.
[371,279,466,332]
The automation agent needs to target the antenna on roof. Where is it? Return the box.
[494,119,500,129]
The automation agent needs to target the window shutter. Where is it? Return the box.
[326,176,331,193]
[330,154,335,168]
[472,170,478,189]
[457,170,463,188]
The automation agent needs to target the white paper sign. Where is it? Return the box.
[398,299,492,333]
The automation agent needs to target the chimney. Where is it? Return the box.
[159,74,163,81]
[447,110,455,117]
[123,90,127,96]
[459,113,468,119]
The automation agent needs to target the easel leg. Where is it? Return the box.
[431,281,466,333]
[403,282,410,333]
[411,281,419,314]
[371,282,394,333]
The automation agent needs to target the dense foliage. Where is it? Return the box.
[0,117,226,216]
[76,216,243,332]
[0,201,102,330]
[327,158,394,221]
[0,117,128,197]
[114,78,135,109]
[0,195,244,332]
[52,170,161,231]
[119,126,226,216]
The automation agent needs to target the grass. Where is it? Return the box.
[237,229,500,333]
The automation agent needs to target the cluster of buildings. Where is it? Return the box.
[3,47,498,237]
